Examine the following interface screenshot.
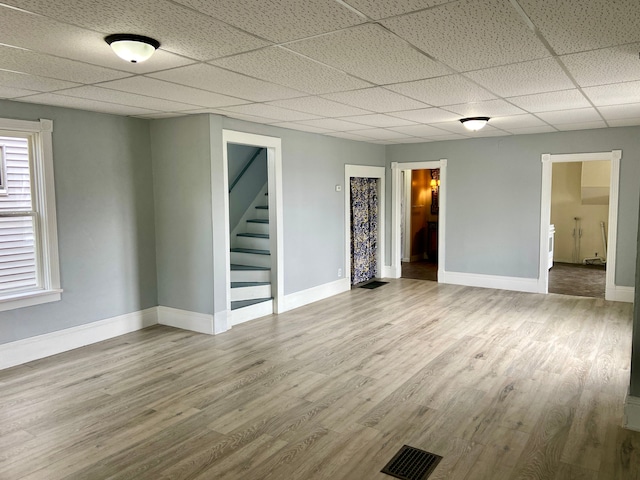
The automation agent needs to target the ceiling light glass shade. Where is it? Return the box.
[105,34,160,63]
[460,117,490,131]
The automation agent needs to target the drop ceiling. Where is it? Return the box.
[1,0,640,144]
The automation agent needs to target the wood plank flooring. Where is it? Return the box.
[0,279,638,479]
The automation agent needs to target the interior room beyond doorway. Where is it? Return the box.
[401,168,439,282]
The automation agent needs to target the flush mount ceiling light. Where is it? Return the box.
[460,117,490,131]
[105,34,160,63]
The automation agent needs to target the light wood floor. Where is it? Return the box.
[1,279,638,480]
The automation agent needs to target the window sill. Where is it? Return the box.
[0,289,62,312]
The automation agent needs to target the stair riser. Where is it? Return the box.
[246,222,269,235]
[235,236,270,250]
[230,251,271,268]
[230,284,272,302]
[231,269,270,283]
[254,208,269,220]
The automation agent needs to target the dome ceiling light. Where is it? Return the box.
[460,117,490,131]
[105,34,160,63]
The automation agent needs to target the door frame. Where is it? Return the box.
[538,150,621,300]
[222,130,284,313]
[390,160,448,279]
[345,165,385,285]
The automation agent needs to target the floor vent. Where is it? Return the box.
[381,445,442,480]
[359,280,388,289]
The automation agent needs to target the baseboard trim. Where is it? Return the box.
[0,307,158,370]
[157,306,214,335]
[229,299,273,327]
[624,393,640,431]
[440,270,539,293]
[280,278,350,313]
[606,285,635,303]
[382,265,400,279]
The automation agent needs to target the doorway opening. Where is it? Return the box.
[401,168,440,282]
[345,165,385,287]
[539,150,621,300]
[390,160,447,281]
[222,130,283,327]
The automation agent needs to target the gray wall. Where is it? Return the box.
[387,127,640,286]
[216,117,387,295]
[150,115,214,315]
[0,99,157,344]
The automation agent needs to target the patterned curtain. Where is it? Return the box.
[350,177,378,285]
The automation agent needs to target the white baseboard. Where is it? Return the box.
[280,278,350,313]
[440,270,539,293]
[229,299,273,327]
[606,285,635,303]
[624,393,640,431]
[157,306,214,335]
[382,265,400,279]
[0,307,158,370]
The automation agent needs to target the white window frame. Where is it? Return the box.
[0,144,8,196]
[0,118,61,311]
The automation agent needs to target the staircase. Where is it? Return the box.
[230,193,273,317]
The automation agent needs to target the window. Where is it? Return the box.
[0,118,61,311]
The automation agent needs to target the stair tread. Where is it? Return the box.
[231,298,272,310]
[230,264,270,271]
[237,233,269,238]
[247,219,269,224]
[231,248,270,255]
[231,282,270,288]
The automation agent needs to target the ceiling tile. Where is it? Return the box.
[0,86,39,98]
[172,0,364,42]
[0,44,130,84]
[2,0,270,61]
[505,125,557,135]
[598,103,640,120]
[388,107,460,123]
[507,90,591,112]
[381,0,550,72]
[0,69,80,92]
[0,5,194,74]
[322,87,427,112]
[219,104,320,122]
[99,77,249,108]
[560,43,640,88]
[470,129,510,137]
[15,93,158,116]
[56,86,198,111]
[386,75,495,106]
[285,23,451,84]
[444,99,526,117]
[349,128,412,140]
[517,0,640,55]
[271,122,334,134]
[465,58,575,97]
[266,96,369,117]
[388,124,450,136]
[326,131,372,141]
[338,114,416,128]
[211,47,370,95]
[583,81,640,106]
[342,0,452,19]
[536,108,603,124]
[298,118,368,131]
[555,121,608,131]
[607,117,640,127]
[425,133,468,141]
[391,137,434,143]
[133,113,186,119]
[149,64,304,102]
[488,114,546,129]
[187,109,282,124]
